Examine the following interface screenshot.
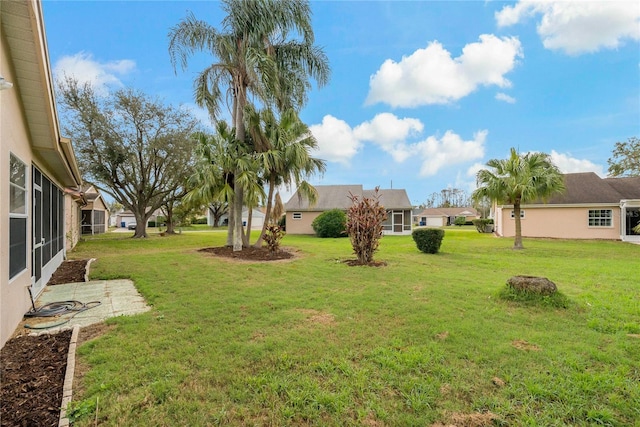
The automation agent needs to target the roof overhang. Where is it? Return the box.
[2,0,82,188]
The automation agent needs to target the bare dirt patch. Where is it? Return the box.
[198,246,296,262]
[341,259,387,267]
[432,411,499,427]
[296,309,336,326]
[511,339,541,351]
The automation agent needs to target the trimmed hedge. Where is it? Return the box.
[312,209,347,238]
[412,228,445,254]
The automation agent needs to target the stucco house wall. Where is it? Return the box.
[494,205,622,240]
[284,185,413,236]
[492,173,640,242]
[1,0,83,348]
[285,211,321,234]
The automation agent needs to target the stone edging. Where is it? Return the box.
[84,258,96,282]
[59,324,80,427]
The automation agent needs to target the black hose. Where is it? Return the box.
[24,300,101,329]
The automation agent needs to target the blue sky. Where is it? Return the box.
[43,1,639,206]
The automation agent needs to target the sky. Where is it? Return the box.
[42,0,640,206]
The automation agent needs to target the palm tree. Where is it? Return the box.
[185,124,264,247]
[472,148,565,249]
[168,0,330,251]
[245,105,325,247]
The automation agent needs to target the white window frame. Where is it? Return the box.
[292,212,302,220]
[9,153,28,280]
[588,209,613,228]
[510,209,525,219]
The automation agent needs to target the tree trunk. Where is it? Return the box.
[254,176,275,247]
[233,182,244,251]
[513,200,524,249]
[132,209,149,238]
[226,199,235,247]
[165,204,176,234]
[245,207,253,246]
[233,81,247,251]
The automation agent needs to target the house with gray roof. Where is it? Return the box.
[415,207,480,227]
[285,185,413,235]
[492,172,640,242]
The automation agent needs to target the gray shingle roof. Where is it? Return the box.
[541,172,640,204]
[285,185,412,211]
[418,207,479,217]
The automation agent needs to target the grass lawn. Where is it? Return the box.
[68,229,639,426]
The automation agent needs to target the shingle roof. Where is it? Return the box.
[603,176,640,199]
[285,185,412,211]
[538,172,640,205]
[418,207,479,217]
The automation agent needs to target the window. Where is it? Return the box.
[510,210,525,219]
[292,212,302,220]
[9,154,27,279]
[588,209,612,227]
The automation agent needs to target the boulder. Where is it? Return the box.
[507,275,557,295]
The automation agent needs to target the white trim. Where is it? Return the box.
[292,212,302,220]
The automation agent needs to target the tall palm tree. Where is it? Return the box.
[245,105,325,247]
[168,0,330,251]
[472,148,565,249]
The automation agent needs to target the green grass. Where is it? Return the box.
[69,230,640,426]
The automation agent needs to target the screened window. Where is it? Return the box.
[588,209,612,227]
[10,154,28,279]
[292,212,302,220]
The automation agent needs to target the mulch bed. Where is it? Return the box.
[198,245,295,261]
[47,259,89,285]
[1,330,71,427]
[1,259,90,427]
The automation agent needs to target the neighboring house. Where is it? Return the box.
[415,207,480,227]
[1,0,85,347]
[114,209,161,228]
[209,207,265,229]
[492,172,640,242]
[285,185,413,235]
[81,184,109,234]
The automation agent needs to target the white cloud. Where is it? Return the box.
[181,103,215,131]
[366,34,523,107]
[309,115,362,165]
[549,150,604,176]
[353,113,423,162]
[496,1,640,55]
[53,52,136,94]
[495,92,516,104]
[415,130,488,176]
[467,162,486,178]
[310,113,486,177]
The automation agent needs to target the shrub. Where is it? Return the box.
[264,224,285,256]
[346,188,387,264]
[472,218,493,233]
[312,209,347,238]
[278,215,286,231]
[148,221,156,227]
[412,228,445,254]
[454,216,466,226]
[194,217,208,225]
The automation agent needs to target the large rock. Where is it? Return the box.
[507,276,557,295]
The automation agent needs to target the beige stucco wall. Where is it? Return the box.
[1,42,36,347]
[495,205,622,240]
[65,196,82,250]
[286,211,321,234]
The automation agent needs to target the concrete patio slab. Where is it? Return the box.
[26,279,151,332]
